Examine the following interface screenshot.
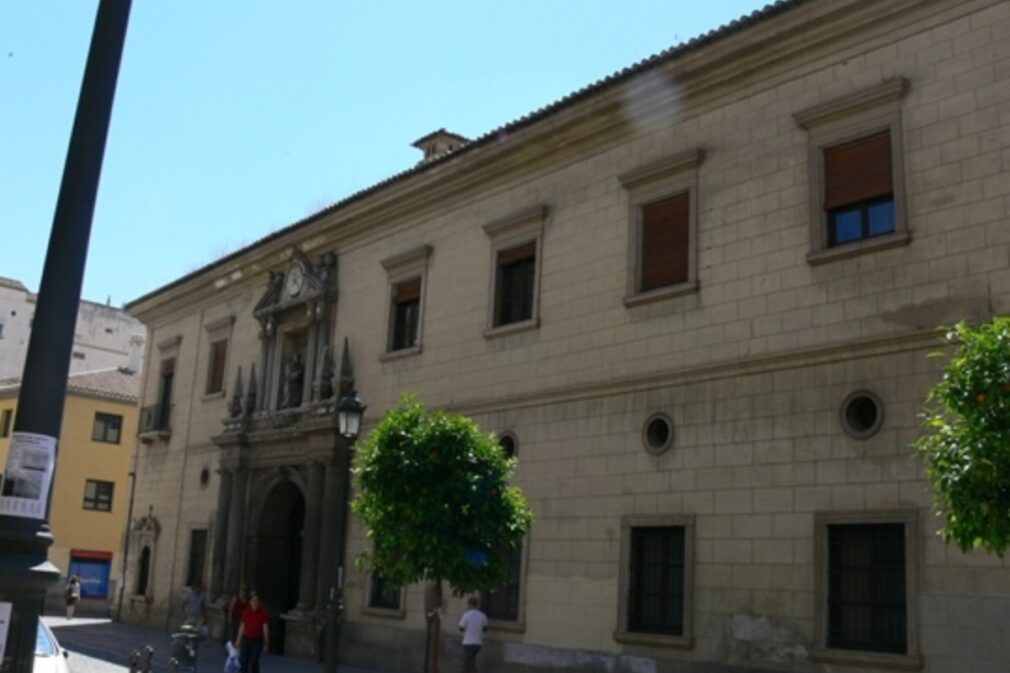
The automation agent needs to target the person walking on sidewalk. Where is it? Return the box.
[64,575,81,619]
[229,584,249,641]
[236,593,270,673]
[181,583,206,629]
[458,596,488,673]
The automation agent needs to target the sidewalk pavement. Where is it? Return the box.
[43,616,400,673]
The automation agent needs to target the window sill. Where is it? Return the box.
[807,230,910,266]
[483,318,540,339]
[613,630,693,650]
[487,618,526,633]
[809,647,922,671]
[379,345,422,362]
[202,391,226,401]
[360,605,406,620]
[623,281,699,308]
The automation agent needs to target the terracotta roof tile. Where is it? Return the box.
[0,367,139,403]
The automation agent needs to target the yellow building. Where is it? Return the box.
[0,367,138,607]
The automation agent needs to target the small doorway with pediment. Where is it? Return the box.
[253,480,305,654]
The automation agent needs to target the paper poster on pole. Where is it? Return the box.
[0,432,57,520]
[0,601,12,662]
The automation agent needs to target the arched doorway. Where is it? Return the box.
[254,480,305,654]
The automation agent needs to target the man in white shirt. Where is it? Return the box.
[458,596,488,673]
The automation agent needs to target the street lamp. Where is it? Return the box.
[324,389,366,673]
[337,389,366,439]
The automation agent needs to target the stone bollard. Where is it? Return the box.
[141,645,155,673]
[128,650,140,673]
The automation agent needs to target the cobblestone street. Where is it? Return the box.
[43,617,394,673]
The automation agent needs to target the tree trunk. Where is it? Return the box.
[423,579,443,673]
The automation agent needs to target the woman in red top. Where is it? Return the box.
[235,593,269,673]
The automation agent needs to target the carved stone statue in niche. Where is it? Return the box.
[250,249,338,414]
[282,353,305,409]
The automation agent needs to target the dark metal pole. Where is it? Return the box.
[116,469,138,621]
[322,436,352,673]
[0,2,131,671]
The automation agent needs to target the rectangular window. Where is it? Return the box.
[627,526,685,635]
[640,193,690,292]
[824,131,895,247]
[483,544,522,622]
[206,338,228,394]
[186,529,208,588]
[368,574,401,611]
[389,277,421,351]
[91,412,123,444]
[494,242,536,327]
[72,351,85,360]
[0,323,4,339]
[827,523,906,653]
[0,409,12,438]
[83,480,114,512]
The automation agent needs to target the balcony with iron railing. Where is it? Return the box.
[138,403,172,443]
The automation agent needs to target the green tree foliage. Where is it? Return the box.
[352,395,534,594]
[917,318,1010,555]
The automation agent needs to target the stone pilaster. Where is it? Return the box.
[209,468,233,598]
[297,461,324,610]
[316,458,338,610]
[223,467,249,595]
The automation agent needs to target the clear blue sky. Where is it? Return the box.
[1,1,765,306]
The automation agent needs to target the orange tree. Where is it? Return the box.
[917,318,1010,555]
[351,395,533,671]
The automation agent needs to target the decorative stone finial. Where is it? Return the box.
[339,337,354,396]
[244,362,258,417]
[228,366,244,418]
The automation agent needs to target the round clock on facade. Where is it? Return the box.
[286,266,304,296]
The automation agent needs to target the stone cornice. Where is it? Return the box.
[618,149,705,189]
[450,328,945,417]
[203,315,236,333]
[793,77,910,129]
[380,244,432,272]
[481,204,550,238]
[128,0,972,321]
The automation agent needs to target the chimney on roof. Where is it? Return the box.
[412,129,469,165]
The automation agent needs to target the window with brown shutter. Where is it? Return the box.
[494,242,536,326]
[823,131,896,246]
[640,193,690,292]
[389,276,422,351]
[206,339,227,394]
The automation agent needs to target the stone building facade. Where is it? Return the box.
[123,0,1010,671]
[0,275,146,380]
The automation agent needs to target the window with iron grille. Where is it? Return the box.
[83,479,114,512]
[186,529,208,588]
[494,242,535,327]
[627,526,685,635]
[824,131,895,247]
[483,544,522,622]
[389,277,421,351]
[206,339,228,394]
[827,523,907,653]
[91,412,123,444]
[368,574,401,610]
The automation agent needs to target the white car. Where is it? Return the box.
[34,621,71,673]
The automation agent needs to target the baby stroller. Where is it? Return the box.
[170,624,203,671]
